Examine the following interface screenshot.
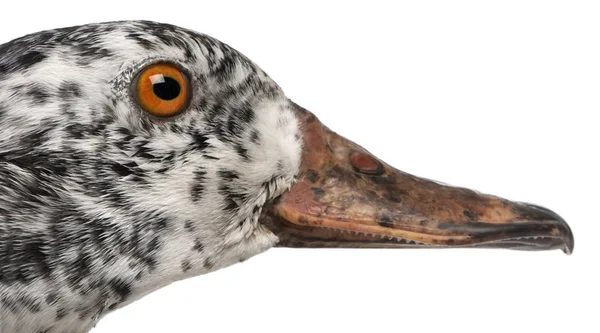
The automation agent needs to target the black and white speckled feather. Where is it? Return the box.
[0,21,301,333]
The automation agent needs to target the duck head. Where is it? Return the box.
[0,21,572,332]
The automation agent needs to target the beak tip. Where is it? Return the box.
[521,203,574,255]
[562,221,575,255]
[561,230,574,255]
[563,229,575,255]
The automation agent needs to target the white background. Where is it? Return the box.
[2,1,599,332]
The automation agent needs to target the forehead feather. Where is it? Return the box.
[0,21,264,88]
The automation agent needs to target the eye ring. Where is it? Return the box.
[134,62,191,117]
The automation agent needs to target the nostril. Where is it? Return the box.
[350,152,383,175]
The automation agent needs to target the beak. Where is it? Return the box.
[261,103,574,254]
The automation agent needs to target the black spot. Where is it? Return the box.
[135,21,197,61]
[463,210,477,220]
[26,84,51,104]
[192,238,204,252]
[203,258,214,270]
[45,292,59,305]
[250,130,260,144]
[222,192,246,212]
[74,44,113,65]
[58,81,82,99]
[56,308,68,320]
[236,144,249,160]
[19,126,51,151]
[66,252,92,288]
[147,236,160,253]
[212,54,237,81]
[218,170,239,181]
[24,179,60,203]
[155,167,170,174]
[184,220,195,232]
[111,162,136,177]
[311,187,325,200]
[116,126,134,136]
[110,278,132,301]
[65,124,90,140]
[218,105,256,142]
[17,51,47,70]
[1,296,18,313]
[0,233,54,285]
[237,105,255,124]
[152,217,168,232]
[30,300,42,313]
[379,216,394,228]
[168,123,184,134]
[191,169,207,202]
[385,192,402,203]
[305,169,319,183]
[162,152,175,162]
[22,240,51,277]
[133,144,157,160]
[126,31,157,50]
[181,260,192,273]
[77,306,95,320]
[129,174,148,184]
[371,175,395,185]
[0,64,8,79]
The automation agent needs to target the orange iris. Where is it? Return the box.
[136,63,189,117]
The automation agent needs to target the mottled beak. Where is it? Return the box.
[262,103,574,254]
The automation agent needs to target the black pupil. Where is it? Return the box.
[153,76,181,100]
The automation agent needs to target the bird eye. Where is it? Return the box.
[135,63,190,117]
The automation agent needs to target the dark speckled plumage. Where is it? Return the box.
[0,21,301,333]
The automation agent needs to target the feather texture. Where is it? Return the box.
[0,21,301,333]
